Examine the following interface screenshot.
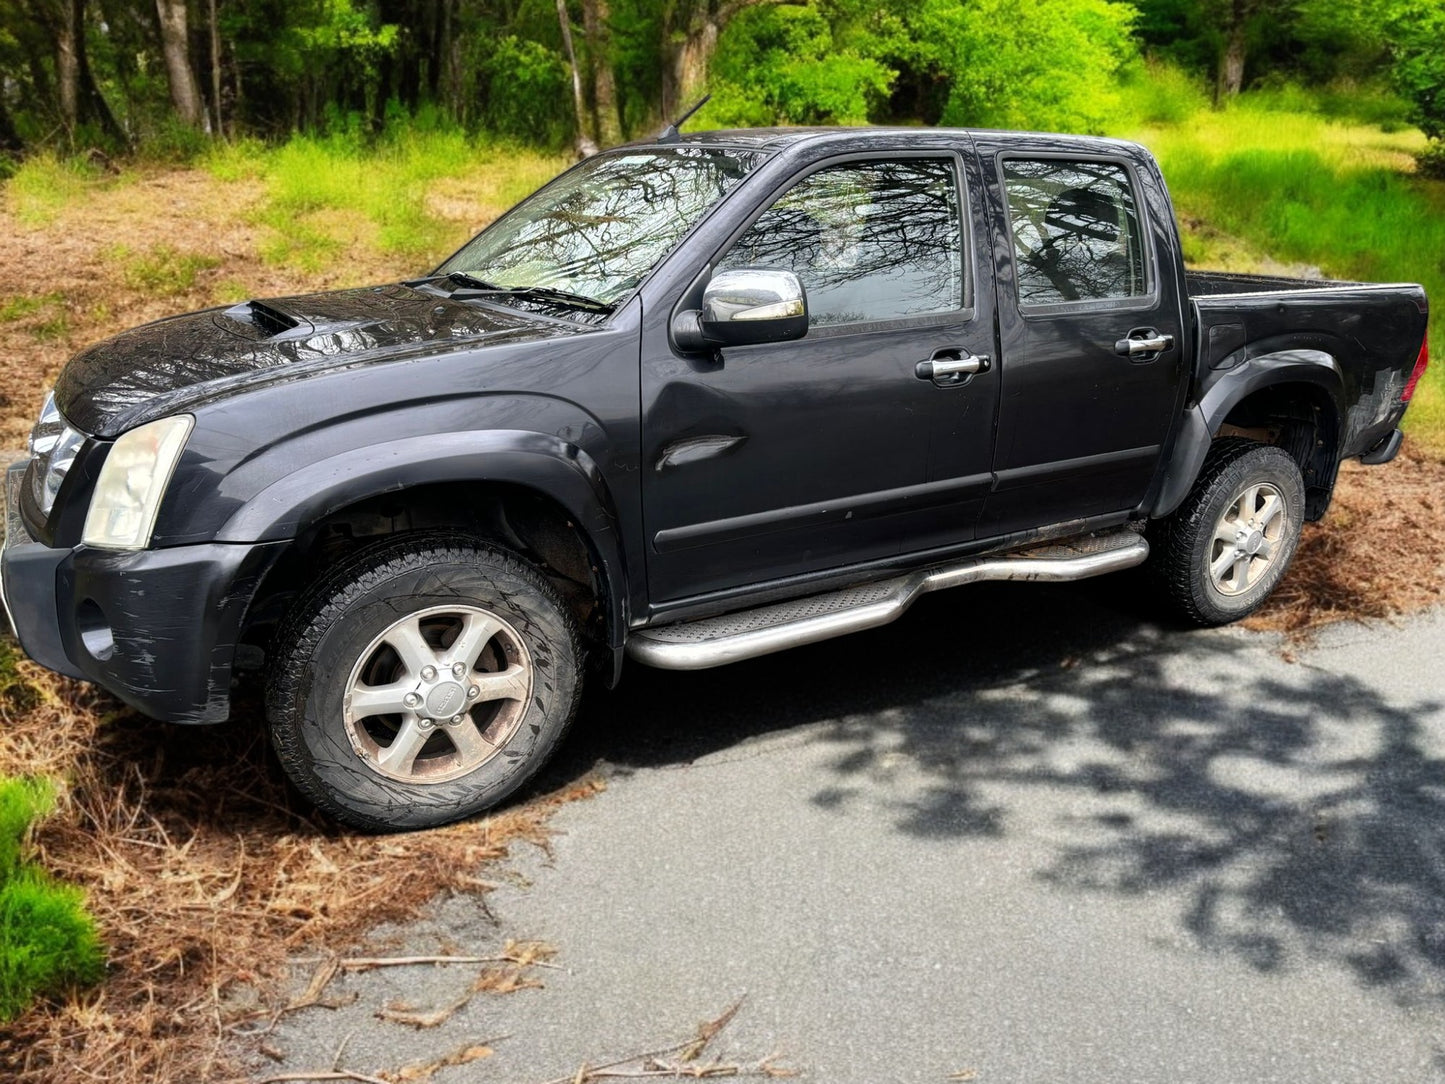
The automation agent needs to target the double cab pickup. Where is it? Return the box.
[2,127,1429,830]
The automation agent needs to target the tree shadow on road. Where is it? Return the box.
[554,581,1445,1007]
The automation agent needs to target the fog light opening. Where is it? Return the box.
[76,599,115,661]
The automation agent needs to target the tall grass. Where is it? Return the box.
[206,129,568,273]
[2,154,113,227]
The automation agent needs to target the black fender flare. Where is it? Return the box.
[1148,349,1345,519]
[215,429,630,650]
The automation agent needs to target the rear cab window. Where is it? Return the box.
[1001,158,1149,308]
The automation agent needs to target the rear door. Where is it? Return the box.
[640,147,1000,604]
[974,141,1188,537]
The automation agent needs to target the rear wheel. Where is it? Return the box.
[1149,438,1305,627]
[266,535,583,831]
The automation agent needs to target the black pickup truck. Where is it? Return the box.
[2,127,1429,830]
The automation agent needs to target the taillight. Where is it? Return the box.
[1402,334,1429,403]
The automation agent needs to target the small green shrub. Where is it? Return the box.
[0,775,105,1022]
[1416,140,1445,179]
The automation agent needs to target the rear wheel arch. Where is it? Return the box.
[1150,355,1345,520]
[1209,380,1342,520]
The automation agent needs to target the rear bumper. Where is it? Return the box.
[1359,428,1404,465]
[3,463,284,723]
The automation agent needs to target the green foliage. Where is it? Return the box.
[1381,0,1445,141]
[0,774,105,1023]
[482,36,572,146]
[904,0,1139,133]
[702,3,895,127]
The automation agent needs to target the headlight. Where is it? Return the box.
[82,415,194,551]
[28,392,86,517]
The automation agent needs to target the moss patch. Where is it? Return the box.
[0,776,105,1022]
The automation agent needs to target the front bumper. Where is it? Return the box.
[2,462,284,723]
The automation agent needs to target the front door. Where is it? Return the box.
[977,147,1188,537]
[641,151,999,605]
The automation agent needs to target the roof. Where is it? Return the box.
[633,125,1149,159]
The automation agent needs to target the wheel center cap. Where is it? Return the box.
[1245,530,1264,555]
[425,682,466,719]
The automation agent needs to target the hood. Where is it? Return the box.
[54,283,585,437]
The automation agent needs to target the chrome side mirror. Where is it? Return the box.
[672,268,809,351]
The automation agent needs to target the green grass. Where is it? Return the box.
[2,153,114,227]
[1120,103,1444,453]
[107,244,222,296]
[0,772,105,1022]
[233,129,567,272]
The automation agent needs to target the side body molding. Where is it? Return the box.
[1148,348,1344,519]
[215,429,630,649]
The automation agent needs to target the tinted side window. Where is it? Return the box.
[1002,159,1147,307]
[718,158,965,327]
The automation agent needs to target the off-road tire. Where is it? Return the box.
[266,534,583,832]
[1149,437,1306,627]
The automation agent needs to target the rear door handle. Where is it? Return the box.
[1115,329,1175,360]
[916,349,990,386]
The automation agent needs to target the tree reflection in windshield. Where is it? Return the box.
[441,148,760,307]
[718,158,965,326]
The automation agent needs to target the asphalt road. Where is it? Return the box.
[255,580,1445,1083]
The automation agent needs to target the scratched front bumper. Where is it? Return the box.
[2,464,285,723]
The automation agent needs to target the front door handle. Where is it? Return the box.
[1115,329,1175,360]
[916,349,990,386]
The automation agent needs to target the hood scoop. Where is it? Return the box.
[215,300,312,341]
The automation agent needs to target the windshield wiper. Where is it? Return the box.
[446,273,615,315]
[495,285,615,314]
[447,270,504,290]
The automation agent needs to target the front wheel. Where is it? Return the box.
[266,536,583,832]
[1149,438,1306,627]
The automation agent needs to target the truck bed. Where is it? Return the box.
[1187,270,1428,462]
[1185,269,1364,296]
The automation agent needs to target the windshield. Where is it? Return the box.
[438,147,762,308]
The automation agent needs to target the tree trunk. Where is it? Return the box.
[55,0,80,132]
[555,0,598,156]
[1215,0,1248,103]
[583,0,622,146]
[441,0,464,122]
[208,0,224,136]
[0,96,22,153]
[661,0,770,119]
[155,0,208,129]
[74,0,125,143]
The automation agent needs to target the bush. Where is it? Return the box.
[0,775,105,1022]
[1416,140,1445,179]
[483,36,572,146]
[702,3,894,127]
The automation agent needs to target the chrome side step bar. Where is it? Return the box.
[626,531,1149,671]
